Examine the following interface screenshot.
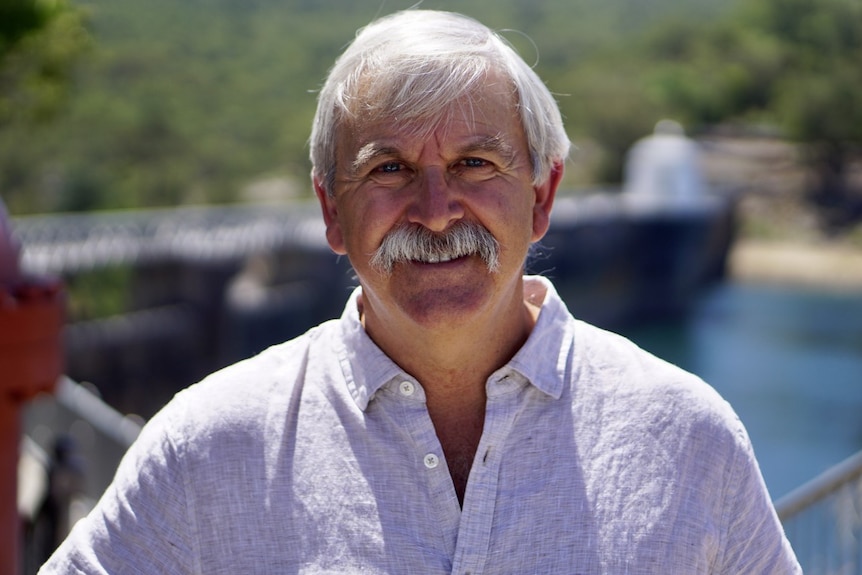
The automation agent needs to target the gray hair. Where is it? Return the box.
[309,9,570,195]
[369,221,500,275]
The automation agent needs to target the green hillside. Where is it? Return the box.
[0,0,747,214]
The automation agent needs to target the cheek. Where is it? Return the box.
[470,194,534,242]
[340,196,406,251]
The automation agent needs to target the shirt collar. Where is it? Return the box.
[335,287,405,411]
[504,276,573,400]
[336,275,574,410]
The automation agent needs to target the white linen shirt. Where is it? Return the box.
[41,276,800,574]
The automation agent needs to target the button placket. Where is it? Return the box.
[451,379,525,575]
[372,374,460,559]
[378,372,464,558]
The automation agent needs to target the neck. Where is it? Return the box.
[360,281,539,400]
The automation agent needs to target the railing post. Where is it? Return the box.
[0,200,64,575]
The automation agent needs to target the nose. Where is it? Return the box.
[406,168,465,232]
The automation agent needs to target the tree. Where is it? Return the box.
[0,0,89,215]
[756,0,862,227]
[646,0,862,230]
[0,0,89,125]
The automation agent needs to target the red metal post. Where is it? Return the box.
[0,202,64,574]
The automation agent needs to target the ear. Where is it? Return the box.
[313,174,347,255]
[531,161,564,242]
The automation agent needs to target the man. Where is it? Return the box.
[41,10,800,573]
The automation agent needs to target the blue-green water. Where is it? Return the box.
[618,282,862,500]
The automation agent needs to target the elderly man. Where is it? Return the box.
[40,10,800,574]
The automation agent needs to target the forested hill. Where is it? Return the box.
[2,0,733,214]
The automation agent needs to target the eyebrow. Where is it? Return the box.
[351,143,398,175]
[460,135,517,166]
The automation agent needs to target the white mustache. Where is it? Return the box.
[369,221,500,274]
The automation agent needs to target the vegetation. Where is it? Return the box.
[1,0,860,232]
[0,0,725,215]
[65,264,133,318]
[0,0,89,119]
[643,0,862,231]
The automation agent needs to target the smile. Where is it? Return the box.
[415,252,466,264]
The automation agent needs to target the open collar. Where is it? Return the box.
[336,276,574,411]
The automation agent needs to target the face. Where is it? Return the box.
[315,78,562,334]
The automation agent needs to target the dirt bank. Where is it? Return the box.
[699,134,862,291]
[730,240,862,291]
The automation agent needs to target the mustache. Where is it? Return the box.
[369,221,500,274]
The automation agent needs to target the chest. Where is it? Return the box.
[431,409,485,505]
[187,388,722,574]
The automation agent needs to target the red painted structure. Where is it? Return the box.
[0,202,64,574]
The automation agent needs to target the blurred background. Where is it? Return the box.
[2,0,861,571]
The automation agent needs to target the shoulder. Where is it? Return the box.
[37,319,349,573]
[149,318,341,454]
[569,319,745,446]
[559,320,799,573]
[574,320,726,402]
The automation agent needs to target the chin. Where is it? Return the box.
[397,282,492,327]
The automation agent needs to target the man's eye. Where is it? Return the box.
[461,158,489,168]
[376,162,403,173]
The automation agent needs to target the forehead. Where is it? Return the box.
[339,81,526,158]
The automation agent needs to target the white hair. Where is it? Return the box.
[309,9,570,195]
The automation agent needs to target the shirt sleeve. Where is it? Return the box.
[714,424,802,574]
[38,401,199,575]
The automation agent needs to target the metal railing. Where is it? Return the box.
[21,377,143,573]
[776,450,862,574]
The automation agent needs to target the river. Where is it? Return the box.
[615,281,862,500]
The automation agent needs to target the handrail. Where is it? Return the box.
[775,449,862,521]
[775,449,862,574]
[21,377,144,573]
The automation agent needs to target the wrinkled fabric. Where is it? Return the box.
[41,276,800,574]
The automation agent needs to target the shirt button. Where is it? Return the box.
[423,453,439,469]
[399,381,415,396]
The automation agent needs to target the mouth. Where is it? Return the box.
[413,252,470,265]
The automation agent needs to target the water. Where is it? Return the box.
[617,282,862,500]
